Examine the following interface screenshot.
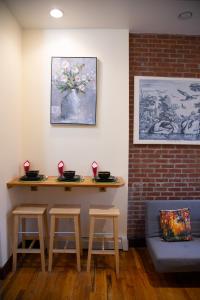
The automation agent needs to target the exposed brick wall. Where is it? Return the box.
[128,34,200,239]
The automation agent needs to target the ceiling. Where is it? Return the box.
[2,0,200,35]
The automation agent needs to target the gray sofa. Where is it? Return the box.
[145,200,200,272]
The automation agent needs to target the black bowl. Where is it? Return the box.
[98,171,110,179]
[26,170,39,178]
[63,170,75,179]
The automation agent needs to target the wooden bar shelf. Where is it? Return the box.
[7,176,125,192]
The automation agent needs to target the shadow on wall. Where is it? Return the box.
[5,188,22,265]
[6,209,14,264]
[0,230,2,267]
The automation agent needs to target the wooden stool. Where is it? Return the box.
[12,205,48,272]
[48,206,82,272]
[87,206,120,277]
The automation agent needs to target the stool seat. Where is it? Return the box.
[12,206,46,215]
[48,206,82,272]
[89,206,120,217]
[49,207,80,215]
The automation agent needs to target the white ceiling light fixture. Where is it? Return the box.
[50,8,64,18]
[178,11,193,20]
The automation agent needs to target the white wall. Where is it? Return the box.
[0,1,22,266]
[21,29,129,247]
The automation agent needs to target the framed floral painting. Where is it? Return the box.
[134,76,200,144]
[51,57,97,125]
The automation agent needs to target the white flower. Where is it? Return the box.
[75,75,81,82]
[89,71,95,81]
[82,75,86,81]
[79,84,85,92]
[62,61,70,70]
[71,67,79,74]
[60,75,68,82]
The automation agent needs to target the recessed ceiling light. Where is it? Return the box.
[178,11,192,20]
[50,8,64,18]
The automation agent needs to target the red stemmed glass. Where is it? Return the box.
[24,160,30,174]
[58,161,64,176]
[91,161,98,178]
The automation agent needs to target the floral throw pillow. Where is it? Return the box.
[160,208,192,241]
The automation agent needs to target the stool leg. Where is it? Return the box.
[22,218,26,251]
[44,212,49,254]
[78,215,83,256]
[113,216,119,277]
[38,215,45,272]
[74,215,81,272]
[48,215,55,272]
[87,216,95,272]
[12,215,19,272]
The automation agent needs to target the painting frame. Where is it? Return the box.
[134,76,200,145]
[50,57,97,125]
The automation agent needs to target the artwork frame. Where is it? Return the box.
[50,57,97,125]
[134,76,200,145]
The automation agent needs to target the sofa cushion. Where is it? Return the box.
[160,208,192,241]
[147,237,200,272]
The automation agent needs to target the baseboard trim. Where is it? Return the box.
[0,256,12,280]
[80,236,128,250]
[128,238,146,247]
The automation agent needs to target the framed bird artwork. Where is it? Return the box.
[134,76,200,144]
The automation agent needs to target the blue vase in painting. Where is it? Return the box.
[61,89,81,121]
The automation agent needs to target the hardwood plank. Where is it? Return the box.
[0,268,36,300]
[71,272,91,299]
[21,271,50,300]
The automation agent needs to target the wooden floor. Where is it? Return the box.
[0,248,200,300]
